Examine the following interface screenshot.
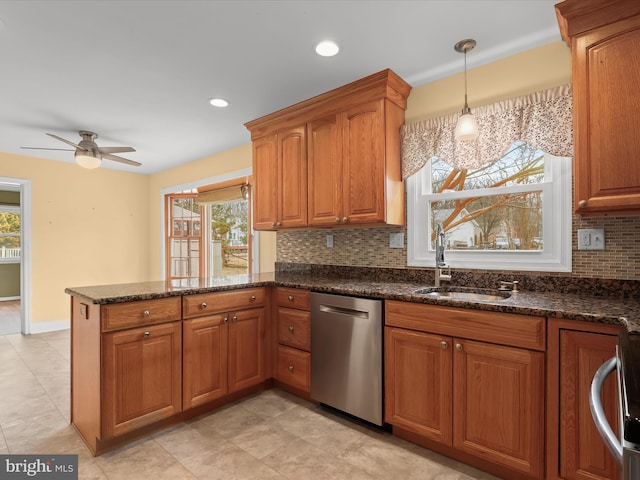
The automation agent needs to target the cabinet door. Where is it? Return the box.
[453,339,544,479]
[572,15,640,213]
[252,134,278,230]
[559,330,620,480]
[308,115,343,226]
[183,314,229,409]
[278,126,308,228]
[102,322,182,438]
[341,99,386,224]
[384,327,453,445]
[228,307,265,393]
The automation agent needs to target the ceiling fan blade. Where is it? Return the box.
[20,146,75,151]
[102,153,141,167]
[46,133,84,150]
[98,146,136,154]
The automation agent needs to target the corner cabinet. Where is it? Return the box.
[385,301,545,480]
[246,69,411,230]
[556,0,640,214]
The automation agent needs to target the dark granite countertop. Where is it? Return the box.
[65,271,640,333]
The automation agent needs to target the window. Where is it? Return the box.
[165,181,250,281]
[407,141,571,272]
[0,206,20,263]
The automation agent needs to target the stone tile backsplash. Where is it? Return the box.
[276,213,640,282]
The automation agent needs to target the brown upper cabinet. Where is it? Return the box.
[556,0,640,214]
[245,69,411,230]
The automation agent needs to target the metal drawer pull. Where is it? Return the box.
[288,295,294,302]
[143,310,150,317]
[201,302,208,309]
[143,331,150,338]
[223,316,229,323]
[288,365,294,372]
[232,315,238,322]
[250,295,256,302]
[288,325,294,333]
[455,343,463,352]
[441,341,448,349]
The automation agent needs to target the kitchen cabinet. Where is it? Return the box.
[252,127,307,230]
[546,319,623,480]
[182,287,267,407]
[385,301,545,480]
[273,287,311,395]
[246,69,411,229]
[556,0,640,214]
[103,321,182,438]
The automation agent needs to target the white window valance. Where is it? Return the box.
[400,84,573,178]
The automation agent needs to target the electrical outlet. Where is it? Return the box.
[389,232,404,249]
[326,234,334,248]
[577,228,604,250]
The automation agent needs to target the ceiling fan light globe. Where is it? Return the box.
[454,112,479,141]
[75,151,102,169]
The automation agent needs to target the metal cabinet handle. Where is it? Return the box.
[455,343,463,352]
[578,200,588,208]
[143,331,150,338]
[272,222,276,227]
[143,310,150,317]
[288,325,294,333]
[276,221,282,227]
[342,217,348,223]
[288,365,294,372]
[232,315,238,322]
[441,341,448,349]
[223,315,229,323]
[335,218,340,223]
[250,295,256,302]
[201,302,207,309]
[288,295,294,302]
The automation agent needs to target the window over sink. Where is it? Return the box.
[407,141,572,272]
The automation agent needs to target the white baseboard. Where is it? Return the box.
[30,319,70,334]
[0,296,20,302]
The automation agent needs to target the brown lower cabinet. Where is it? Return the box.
[547,319,623,480]
[385,300,545,480]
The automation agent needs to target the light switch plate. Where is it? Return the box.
[326,234,334,248]
[390,232,404,249]
[577,228,605,250]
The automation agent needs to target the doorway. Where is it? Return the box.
[0,178,31,335]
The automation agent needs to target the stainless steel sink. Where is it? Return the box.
[413,287,510,302]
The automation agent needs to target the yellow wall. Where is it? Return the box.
[405,41,571,123]
[1,152,150,325]
[147,143,276,280]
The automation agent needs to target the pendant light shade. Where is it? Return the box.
[454,39,479,142]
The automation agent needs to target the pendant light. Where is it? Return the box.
[454,39,479,142]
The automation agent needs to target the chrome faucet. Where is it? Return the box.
[435,223,451,287]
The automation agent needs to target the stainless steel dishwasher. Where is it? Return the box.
[310,292,383,426]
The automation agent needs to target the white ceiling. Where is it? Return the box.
[0,1,561,175]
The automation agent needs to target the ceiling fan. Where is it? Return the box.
[21,131,141,169]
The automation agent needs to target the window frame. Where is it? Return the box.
[406,151,572,272]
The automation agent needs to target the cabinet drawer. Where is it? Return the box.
[385,301,545,351]
[183,287,266,318]
[276,345,310,392]
[277,307,311,351]
[276,287,311,310]
[101,297,182,332]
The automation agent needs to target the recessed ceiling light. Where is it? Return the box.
[209,97,229,108]
[314,40,340,57]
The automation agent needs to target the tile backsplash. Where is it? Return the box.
[276,213,640,281]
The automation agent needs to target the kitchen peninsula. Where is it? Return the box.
[67,267,637,480]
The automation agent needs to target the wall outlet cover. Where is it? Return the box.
[390,232,404,249]
[326,234,334,248]
[577,228,605,250]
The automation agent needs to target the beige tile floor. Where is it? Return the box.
[0,330,502,480]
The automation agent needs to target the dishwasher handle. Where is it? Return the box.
[589,356,623,467]
[318,304,369,319]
